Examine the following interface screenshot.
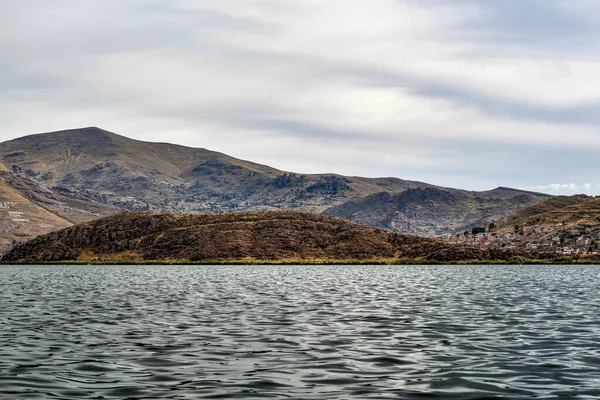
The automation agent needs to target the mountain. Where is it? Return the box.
[2,211,546,263]
[323,187,550,237]
[0,127,426,213]
[0,127,550,248]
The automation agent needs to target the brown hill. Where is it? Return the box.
[497,195,600,229]
[2,211,548,263]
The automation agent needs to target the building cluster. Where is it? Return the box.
[447,223,600,256]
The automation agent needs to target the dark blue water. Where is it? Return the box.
[1,264,600,399]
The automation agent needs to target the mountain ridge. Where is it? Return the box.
[1,127,432,212]
[0,127,551,251]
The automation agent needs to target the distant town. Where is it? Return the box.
[447,222,600,256]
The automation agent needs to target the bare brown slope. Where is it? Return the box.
[0,171,120,254]
[0,173,72,252]
[1,127,280,180]
[2,211,544,263]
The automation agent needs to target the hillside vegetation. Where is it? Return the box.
[497,195,598,229]
[1,211,548,263]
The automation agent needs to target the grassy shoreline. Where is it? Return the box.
[1,258,599,266]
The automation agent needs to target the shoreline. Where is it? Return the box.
[2,259,599,266]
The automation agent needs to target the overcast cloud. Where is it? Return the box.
[1,0,599,194]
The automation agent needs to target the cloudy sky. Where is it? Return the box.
[1,0,599,194]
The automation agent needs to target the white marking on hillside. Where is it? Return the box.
[0,201,18,209]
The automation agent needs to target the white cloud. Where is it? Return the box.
[525,183,594,195]
[0,0,598,192]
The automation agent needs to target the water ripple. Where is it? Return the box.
[1,264,600,399]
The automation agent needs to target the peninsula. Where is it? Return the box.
[2,210,564,264]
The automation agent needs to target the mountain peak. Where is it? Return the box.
[5,127,121,146]
[70,126,110,135]
[45,126,118,139]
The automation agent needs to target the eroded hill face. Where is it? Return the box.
[2,211,545,263]
[0,171,119,253]
[0,127,550,241]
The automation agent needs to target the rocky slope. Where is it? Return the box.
[496,195,600,229]
[0,127,549,241]
[2,211,546,263]
[0,127,425,213]
[323,187,550,237]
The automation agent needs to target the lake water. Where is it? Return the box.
[1,264,600,399]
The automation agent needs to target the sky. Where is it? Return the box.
[1,0,599,195]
